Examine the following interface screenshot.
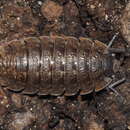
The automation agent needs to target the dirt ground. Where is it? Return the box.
[0,0,130,130]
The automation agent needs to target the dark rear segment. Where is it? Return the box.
[0,36,112,96]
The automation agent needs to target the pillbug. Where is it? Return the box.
[121,1,130,44]
[0,36,125,96]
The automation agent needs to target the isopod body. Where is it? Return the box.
[0,36,113,96]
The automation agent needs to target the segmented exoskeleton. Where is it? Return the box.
[0,36,125,96]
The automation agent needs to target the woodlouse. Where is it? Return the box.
[121,1,130,44]
[0,36,123,96]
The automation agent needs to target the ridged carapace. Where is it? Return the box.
[0,36,116,96]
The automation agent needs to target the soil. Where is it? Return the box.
[0,0,130,130]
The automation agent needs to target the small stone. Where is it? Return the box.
[90,5,96,9]
[38,1,42,5]
[41,0,63,21]
[17,17,20,21]
[105,14,108,20]
[98,3,102,7]
[88,121,104,130]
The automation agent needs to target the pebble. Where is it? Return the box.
[88,121,104,130]
[41,0,63,21]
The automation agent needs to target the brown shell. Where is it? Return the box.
[0,36,112,96]
[120,1,130,44]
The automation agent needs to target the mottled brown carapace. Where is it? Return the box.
[0,36,113,96]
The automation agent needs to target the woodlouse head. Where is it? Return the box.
[104,49,124,78]
[106,48,130,81]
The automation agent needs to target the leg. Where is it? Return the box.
[107,78,126,101]
[107,77,125,92]
[104,32,123,54]
[106,32,130,56]
[107,32,119,48]
[107,48,125,53]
